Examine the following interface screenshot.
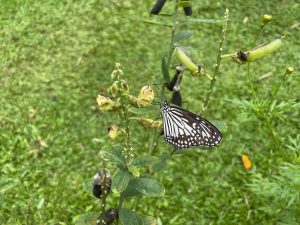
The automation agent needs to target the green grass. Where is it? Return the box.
[0,0,299,224]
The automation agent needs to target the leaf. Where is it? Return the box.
[119,208,143,225]
[142,19,172,28]
[112,169,131,192]
[161,56,170,84]
[151,153,170,173]
[179,18,223,24]
[101,146,126,168]
[74,212,99,225]
[142,215,157,225]
[173,30,193,42]
[133,155,159,167]
[128,165,140,177]
[122,179,142,198]
[131,178,165,197]
[177,1,192,7]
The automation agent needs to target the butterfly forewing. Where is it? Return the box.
[161,101,222,149]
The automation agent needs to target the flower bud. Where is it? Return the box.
[171,91,182,107]
[108,125,125,141]
[134,117,162,128]
[261,14,272,26]
[107,81,119,97]
[120,80,129,93]
[285,67,294,75]
[137,86,154,107]
[104,208,119,225]
[241,154,252,170]
[150,0,167,15]
[93,170,112,199]
[97,95,121,111]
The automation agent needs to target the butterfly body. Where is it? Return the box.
[161,101,222,149]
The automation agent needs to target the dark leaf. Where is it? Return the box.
[119,208,143,225]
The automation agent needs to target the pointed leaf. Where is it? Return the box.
[119,208,143,225]
[112,169,131,192]
[177,1,192,7]
[142,215,157,225]
[174,30,193,42]
[142,19,172,28]
[161,56,170,84]
[75,212,99,225]
[131,178,165,197]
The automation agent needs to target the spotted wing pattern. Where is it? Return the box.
[161,101,222,148]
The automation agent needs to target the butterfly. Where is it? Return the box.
[161,101,222,149]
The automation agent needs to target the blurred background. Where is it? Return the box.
[0,0,299,224]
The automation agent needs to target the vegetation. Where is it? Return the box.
[0,0,299,224]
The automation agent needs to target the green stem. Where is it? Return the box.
[202,9,229,114]
[116,194,125,225]
[99,160,107,225]
[247,63,259,103]
[268,73,286,109]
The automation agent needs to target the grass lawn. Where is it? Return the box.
[1,0,299,224]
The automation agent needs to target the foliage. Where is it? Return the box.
[0,0,299,224]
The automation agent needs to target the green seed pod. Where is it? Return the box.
[234,38,282,63]
[183,6,192,16]
[150,0,167,15]
[174,47,203,75]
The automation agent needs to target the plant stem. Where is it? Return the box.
[247,63,259,103]
[202,9,229,114]
[99,158,107,225]
[268,73,286,108]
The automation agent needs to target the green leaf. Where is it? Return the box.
[142,215,157,225]
[119,208,143,225]
[122,179,142,198]
[128,165,140,177]
[177,1,192,7]
[133,155,159,167]
[112,169,131,192]
[142,19,172,28]
[179,18,223,24]
[74,212,99,225]
[102,146,126,168]
[174,30,193,42]
[161,56,170,84]
[131,178,165,197]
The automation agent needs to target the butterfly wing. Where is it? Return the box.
[162,104,222,148]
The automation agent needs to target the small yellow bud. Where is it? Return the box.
[261,14,272,25]
[134,117,162,128]
[97,94,120,111]
[285,67,294,75]
[108,125,125,141]
[137,86,154,107]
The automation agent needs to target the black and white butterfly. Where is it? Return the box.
[161,101,222,149]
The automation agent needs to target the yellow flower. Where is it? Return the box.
[134,117,162,128]
[137,86,154,107]
[241,154,252,169]
[108,125,125,141]
[261,14,272,25]
[285,67,294,75]
[97,94,120,111]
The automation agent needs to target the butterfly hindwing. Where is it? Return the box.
[161,101,222,149]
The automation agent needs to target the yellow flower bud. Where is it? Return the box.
[120,80,129,93]
[107,81,119,97]
[137,86,154,107]
[285,67,294,75]
[261,14,272,25]
[108,125,125,141]
[97,95,121,111]
[134,117,162,128]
